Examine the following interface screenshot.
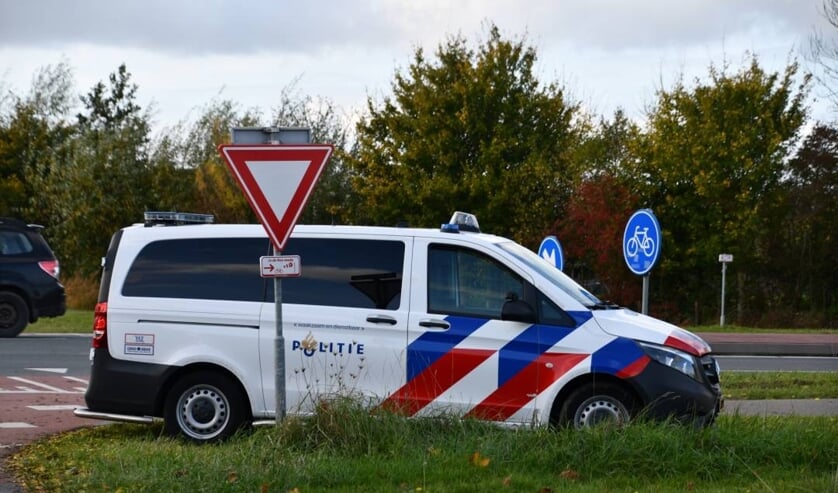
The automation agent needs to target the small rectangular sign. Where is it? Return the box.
[260,255,302,278]
[718,253,734,263]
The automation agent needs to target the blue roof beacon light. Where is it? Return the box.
[441,211,481,233]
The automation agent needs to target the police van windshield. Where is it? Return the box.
[498,241,602,308]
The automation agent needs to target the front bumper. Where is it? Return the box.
[631,355,723,426]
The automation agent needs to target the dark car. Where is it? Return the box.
[0,217,66,337]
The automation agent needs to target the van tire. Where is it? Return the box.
[0,292,28,338]
[164,371,248,443]
[558,382,636,428]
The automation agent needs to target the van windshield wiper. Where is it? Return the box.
[588,301,621,310]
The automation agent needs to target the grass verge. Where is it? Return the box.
[722,371,838,400]
[23,309,93,334]
[9,402,838,493]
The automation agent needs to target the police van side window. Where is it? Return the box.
[428,244,523,319]
[122,238,269,301]
[271,238,404,310]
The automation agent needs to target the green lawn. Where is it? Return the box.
[24,309,93,334]
[9,407,838,493]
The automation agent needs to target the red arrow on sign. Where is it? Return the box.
[218,144,333,251]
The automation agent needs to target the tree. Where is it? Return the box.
[0,62,75,221]
[807,0,838,112]
[267,86,354,225]
[555,174,640,306]
[151,98,260,223]
[632,55,810,323]
[43,64,155,276]
[349,24,583,245]
[553,110,643,306]
[770,122,837,324]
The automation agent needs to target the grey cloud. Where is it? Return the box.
[521,0,826,51]
[0,0,403,55]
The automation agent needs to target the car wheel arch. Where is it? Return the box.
[548,373,643,427]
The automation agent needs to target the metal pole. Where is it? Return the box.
[274,252,286,422]
[641,275,649,315]
[720,262,727,327]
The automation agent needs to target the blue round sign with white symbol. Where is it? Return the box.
[623,209,661,276]
[538,236,564,271]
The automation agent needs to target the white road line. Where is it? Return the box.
[7,376,70,393]
[0,386,39,394]
[27,405,79,411]
[64,376,89,384]
[0,422,36,429]
[25,368,68,374]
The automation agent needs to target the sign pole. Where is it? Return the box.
[222,127,329,426]
[273,250,285,422]
[642,275,649,315]
[718,254,733,327]
[720,263,726,327]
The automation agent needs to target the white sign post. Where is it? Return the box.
[719,253,733,326]
[218,132,332,424]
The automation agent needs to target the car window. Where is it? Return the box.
[271,238,405,310]
[428,243,523,319]
[122,238,270,301]
[0,231,34,256]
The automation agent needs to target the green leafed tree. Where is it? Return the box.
[43,64,156,276]
[349,24,584,245]
[631,55,810,323]
[0,62,75,222]
[268,85,354,225]
[148,98,260,223]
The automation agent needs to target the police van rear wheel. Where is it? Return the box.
[559,382,636,429]
[164,371,248,443]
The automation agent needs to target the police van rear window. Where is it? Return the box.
[122,238,269,301]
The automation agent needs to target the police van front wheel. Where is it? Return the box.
[558,382,637,429]
[164,371,248,443]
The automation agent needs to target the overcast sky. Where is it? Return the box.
[0,0,834,132]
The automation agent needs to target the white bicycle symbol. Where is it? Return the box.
[626,226,655,257]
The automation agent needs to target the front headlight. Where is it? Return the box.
[637,341,699,380]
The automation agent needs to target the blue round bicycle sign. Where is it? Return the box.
[623,209,661,276]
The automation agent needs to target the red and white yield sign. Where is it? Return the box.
[218,144,333,251]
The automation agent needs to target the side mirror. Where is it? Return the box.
[501,299,536,323]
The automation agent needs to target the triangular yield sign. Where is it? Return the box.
[218,144,333,251]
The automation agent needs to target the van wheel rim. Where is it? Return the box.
[574,396,628,428]
[176,385,229,439]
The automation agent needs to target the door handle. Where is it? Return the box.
[366,315,397,325]
[419,319,450,330]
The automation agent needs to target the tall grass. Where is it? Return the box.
[10,398,838,492]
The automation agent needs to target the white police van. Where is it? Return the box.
[75,212,722,442]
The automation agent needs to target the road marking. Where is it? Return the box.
[64,376,89,384]
[0,423,36,429]
[27,405,79,411]
[5,376,71,393]
[25,368,68,374]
